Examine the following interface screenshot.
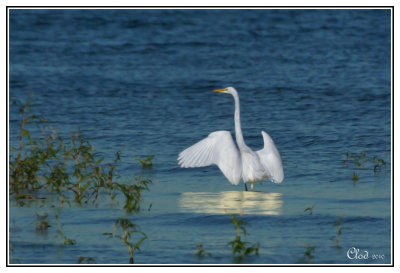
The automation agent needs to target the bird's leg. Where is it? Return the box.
[244,183,248,191]
[249,179,257,191]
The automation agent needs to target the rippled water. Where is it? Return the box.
[9,9,392,264]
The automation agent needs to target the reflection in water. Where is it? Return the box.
[179,191,283,215]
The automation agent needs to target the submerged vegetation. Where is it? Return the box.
[9,96,155,209]
[304,204,316,215]
[226,212,259,263]
[9,96,154,206]
[342,151,387,182]
[332,214,349,248]
[35,212,50,232]
[104,218,147,264]
[195,243,211,258]
[77,256,97,264]
[9,96,154,263]
[136,155,154,169]
[298,243,315,264]
[194,212,259,262]
[373,156,386,173]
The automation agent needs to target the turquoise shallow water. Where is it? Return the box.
[9,9,391,264]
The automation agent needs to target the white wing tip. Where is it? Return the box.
[177,154,188,168]
[271,173,284,184]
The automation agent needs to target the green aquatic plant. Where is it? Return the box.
[341,152,350,167]
[9,95,47,194]
[63,237,76,246]
[352,151,367,168]
[136,155,154,169]
[195,243,211,258]
[63,131,96,204]
[35,212,50,231]
[105,218,147,264]
[373,156,386,173]
[298,243,315,264]
[58,132,122,205]
[10,124,122,206]
[9,96,155,263]
[104,175,152,262]
[352,172,359,182]
[55,209,76,245]
[78,256,96,264]
[342,151,387,181]
[342,151,367,170]
[113,176,153,214]
[333,214,344,248]
[9,96,152,208]
[103,171,152,263]
[304,204,315,215]
[226,212,259,263]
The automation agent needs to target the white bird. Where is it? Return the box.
[178,87,284,191]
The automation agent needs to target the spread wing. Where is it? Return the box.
[256,131,284,183]
[178,131,242,185]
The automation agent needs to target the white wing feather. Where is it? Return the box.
[178,131,242,185]
[256,131,284,183]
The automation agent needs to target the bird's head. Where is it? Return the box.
[213,86,237,95]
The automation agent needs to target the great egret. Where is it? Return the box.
[178,87,284,191]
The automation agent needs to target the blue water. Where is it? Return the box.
[9,9,392,264]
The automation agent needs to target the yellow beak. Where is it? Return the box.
[213,88,228,92]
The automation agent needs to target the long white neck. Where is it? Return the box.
[231,90,246,149]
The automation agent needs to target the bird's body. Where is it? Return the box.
[240,148,264,183]
[178,87,284,190]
